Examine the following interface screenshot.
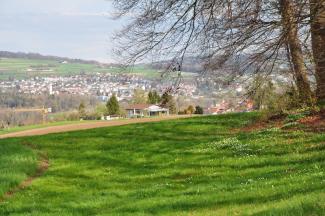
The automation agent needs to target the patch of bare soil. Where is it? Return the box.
[239,110,325,133]
[238,116,285,133]
[297,110,325,132]
[239,121,269,132]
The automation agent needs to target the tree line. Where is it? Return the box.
[104,89,204,116]
[105,90,178,115]
[0,91,98,112]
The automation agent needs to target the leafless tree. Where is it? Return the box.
[112,0,324,105]
[310,0,325,104]
[279,0,313,104]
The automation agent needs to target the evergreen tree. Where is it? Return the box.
[153,91,161,103]
[78,102,86,119]
[160,92,169,107]
[148,90,161,104]
[161,92,176,114]
[106,94,120,115]
[194,106,204,114]
[147,91,154,104]
[169,99,177,114]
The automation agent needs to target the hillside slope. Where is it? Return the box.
[0,113,324,215]
[0,56,160,80]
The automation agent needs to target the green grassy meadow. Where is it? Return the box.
[0,120,100,136]
[0,58,163,80]
[0,141,38,197]
[0,58,197,80]
[0,113,324,215]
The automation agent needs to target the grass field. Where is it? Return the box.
[0,58,165,80]
[0,58,198,80]
[0,141,38,198]
[0,120,104,136]
[0,113,324,215]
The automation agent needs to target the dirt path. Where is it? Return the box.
[0,151,49,203]
[0,115,190,139]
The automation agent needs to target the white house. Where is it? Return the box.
[125,104,169,118]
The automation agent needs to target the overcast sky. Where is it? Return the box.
[0,0,124,63]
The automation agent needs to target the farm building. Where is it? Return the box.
[125,104,169,118]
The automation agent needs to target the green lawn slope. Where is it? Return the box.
[0,113,324,215]
[0,141,38,198]
[0,120,99,136]
[0,58,164,80]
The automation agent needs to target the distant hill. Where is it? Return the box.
[0,51,102,65]
[148,57,204,73]
[0,51,205,73]
[0,51,199,80]
[0,53,163,80]
[147,55,261,74]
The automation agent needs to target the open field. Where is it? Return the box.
[0,141,38,199]
[0,58,104,80]
[0,58,198,80]
[0,121,91,136]
[0,116,188,139]
[0,58,164,80]
[0,113,324,215]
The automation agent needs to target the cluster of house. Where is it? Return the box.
[113,99,254,119]
[0,74,151,96]
[205,100,254,115]
[0,73,199,101]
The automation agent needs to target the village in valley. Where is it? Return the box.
[0,73,254,116]
[0,57,257,125]
[1,0,325,215]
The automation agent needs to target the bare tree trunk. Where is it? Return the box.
[280,0,313,106]
[310,0,325,104]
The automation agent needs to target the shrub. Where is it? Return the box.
[67,112,80,121]
[187,105,195,114]
[178,110,186,115]
[194,106,204,114]
[84,112,101,120]
[285,113,307,123]
[78,102,87,119]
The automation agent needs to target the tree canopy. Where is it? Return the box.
[147,90,161,104]
[106,94,120,115]
[160,92,176,114]
[132,88,147,104]
[113,0,325,106]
